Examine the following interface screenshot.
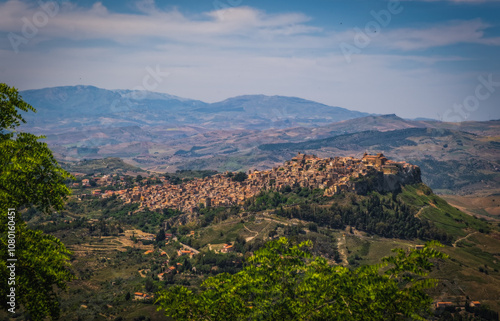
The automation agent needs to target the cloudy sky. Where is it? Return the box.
[1,0,499,121]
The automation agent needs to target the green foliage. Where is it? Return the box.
[244,187,325,212]
[156,237,448,320]
[60,157,143,175]
[276,191,451,243]
[0,83,72,217]
[412,158,498,192]
[232,171,248,182]
[198,206,239,227]
[400,184,489,238]
[0,84,74,320]
[0,83,35,131]
[1,215,73,319]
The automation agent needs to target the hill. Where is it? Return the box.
[194,95,369,129]
[17,86,500,195]
[251,127,500,194]
[19,86,368,131]
[6,152,500,320]
[60,157,147,176]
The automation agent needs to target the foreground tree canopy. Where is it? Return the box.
[0,83,74,320]
[156,237,447,321]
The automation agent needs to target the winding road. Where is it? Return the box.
[453,232,478,248]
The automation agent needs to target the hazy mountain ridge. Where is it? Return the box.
[178,126,500,194]
[17,86,500,194]
[19,85,369,130]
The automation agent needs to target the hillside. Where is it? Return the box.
[9,155,500,320]
[256,128,500,194]
[17,86,500,195]
[60,157,147,176]
[19,86,368,131]
[195,95,369,129]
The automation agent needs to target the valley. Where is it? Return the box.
[19,87,500,196]
[3,151,499,320]
[4,85,500,320]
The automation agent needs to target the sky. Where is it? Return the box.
[1,0,500,121]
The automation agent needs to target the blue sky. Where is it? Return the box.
[1,0,499,121]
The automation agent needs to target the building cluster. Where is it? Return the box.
[434,300,481,310]
[100,153,416,213]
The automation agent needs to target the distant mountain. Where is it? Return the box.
[163,125,499,194]
[254,127,500,194]
[19,86,369,131]
[17,86,500,194]
[258,127,440,152]
[19,85,207,128]
[193,95,369,129]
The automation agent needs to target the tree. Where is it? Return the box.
[156,237,448,321]
[156,228,166,243]
[0,84,74,320]
[232,171,248,182]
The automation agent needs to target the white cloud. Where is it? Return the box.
[0,1,498,120]
[334,18,500,52]
[381,19,500,50]
[0,1,320,48]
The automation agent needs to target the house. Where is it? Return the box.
[177,249,193,257]
[221,243,234,253]
[134,292,147,300]
[470,301,481,308]
[362,153,387,167]
[144,250,154,255]
[158,273,165,281]
[102,191,114,198]
[435,302,453,309]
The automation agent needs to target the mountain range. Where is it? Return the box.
[19,85,369,130]
[18,86,500,195]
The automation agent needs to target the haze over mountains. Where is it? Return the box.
[19,85,500,195]
[20,85,369,130]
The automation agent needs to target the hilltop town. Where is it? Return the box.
[92,153,420,214]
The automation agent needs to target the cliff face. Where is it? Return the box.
[352,165,422,195]
[382,165,422,192]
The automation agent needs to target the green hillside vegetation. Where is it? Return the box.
[61,157,145,175]
[399,185,490,238]
[240,183,487,244]
[5,83,500,320]
[410,158,499,193]
[156,237,448,321]
[4,160,499,319]
[5,178,499,320]
[258,128,429,151]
